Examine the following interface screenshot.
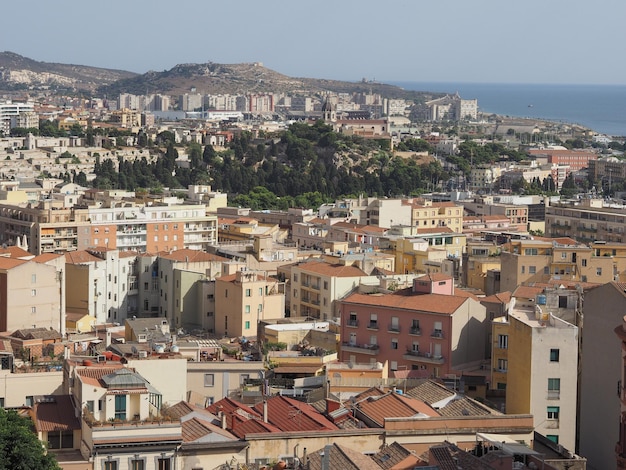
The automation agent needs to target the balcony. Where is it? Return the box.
[346,319,359,327]
[431,330,444,339]
[341,342,379,355]
[547,390,560,400]
[409,327,422,336]
[403,349,445,364]
[367,322,379,330]
[388,324,401,333]
[545,419,560,429]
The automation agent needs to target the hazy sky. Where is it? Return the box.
[2,0,625,85]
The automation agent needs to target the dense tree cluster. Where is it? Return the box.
[0,408,61,470]
[91,120,450,207]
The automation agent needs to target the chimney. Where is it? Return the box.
[263,400,268,423]
[105,329,111,347]
[221,413,227,430]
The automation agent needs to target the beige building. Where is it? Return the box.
[504,300,578,451]
[214,270,285,338]
[289,260,378,320]
[0,257,63,333]
[500,238,615,292]
[546,198,626,244]
[462,241,501,293]
[408,200,464,233]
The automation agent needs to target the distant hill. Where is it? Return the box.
[0,52,440,102]
[0,51,137,93]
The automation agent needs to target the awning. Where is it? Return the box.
[476,432,539,456]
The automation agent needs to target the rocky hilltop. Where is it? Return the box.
[0,52,436,102]
[0,51,137,93]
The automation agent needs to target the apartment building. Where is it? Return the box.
[546,198,626,244]
[528,148,598,172]
[461,241,501,293]
[615,314,626,469]
[579,282,626,470]
[0,196,218,255]
[289,260,378,320]
[339,274,487,377]
[214,269,285,338]
[504,301,578,451]
[464,197,529,231]
[407,200,463,233]
[0,257,63,332]
[499,238,614,292]
[65,248,139,324]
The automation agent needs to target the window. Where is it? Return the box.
[561,252,567,259]
[245,305,250,314]
[582,258,587,267]
[547,406,560,420]
[498,334,508,349]
[204,374,215,387]
[524,248,538,255]
[433,321,443,338]
[521,265,525,274]
[323,281,328,290]
[529,266,536,274]
[544,266,550,275]
[104,460,118,470]
[130,458,145,470]
[548,378,560,399]
[245,289,251,297]
[597,267,602,276]
[86,400,94,413]
[245,321,250,330]
[31,306,36,314]
[369,313,378,329]
[114,395,126,420]
[410,319,420,334]
[497,358,508,372]
[157,457,172,470]
[550,349,560,362]
[391,338,398,349]
[497,382,507,390]
[293,274,298,282]
[31,289,36,296]
[546,435,559,444]
[259,287,263,296]
[31,274,36,283]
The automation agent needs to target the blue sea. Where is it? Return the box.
[391,81,626,137]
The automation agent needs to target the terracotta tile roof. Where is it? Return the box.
[32,395,81,432]
[32,253,64,263]
[429,442,494,469]
[230,414,281,438]
[166,401,206,419]
[298,260,367,277]
[371,442,413,470]
[76,365,126,387]
[355,392,439,427]
[352,387,387,401]
[437,397,500,417]
[118,250,139,259]
[512,285,544,299]
[159,248,227,263]
[416,272,453,282]
[0,246,33,258]
[481,292,512,304]
[405,380,455,405]
[182,417,236,442]
[12,328,62,340]
[414,227,455,234]
[0,257,28,270]
[306,443,382,470]
[252,395,338,432]
[65,250,101,264]
[342,291,468,315]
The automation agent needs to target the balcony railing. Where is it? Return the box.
[403,349,445,364]
[388,324,401,333]
[547,390,560,400]
[367,322,379,330]
[341,342,379,355]
[346,319,359,327]
[409,327,421,336]
[431,330,444,339]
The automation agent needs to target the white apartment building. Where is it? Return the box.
[0,101,35,134]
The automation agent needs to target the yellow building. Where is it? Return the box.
[500,238,615,292]
[408,200,464,233]
[389,230,466,275]
[590,241,626,282]
[214,270,285,337]
[462,241,501,292]
[491,316,510,392]
[65,312,96,334]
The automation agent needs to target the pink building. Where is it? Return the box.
[339,274,487,378]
